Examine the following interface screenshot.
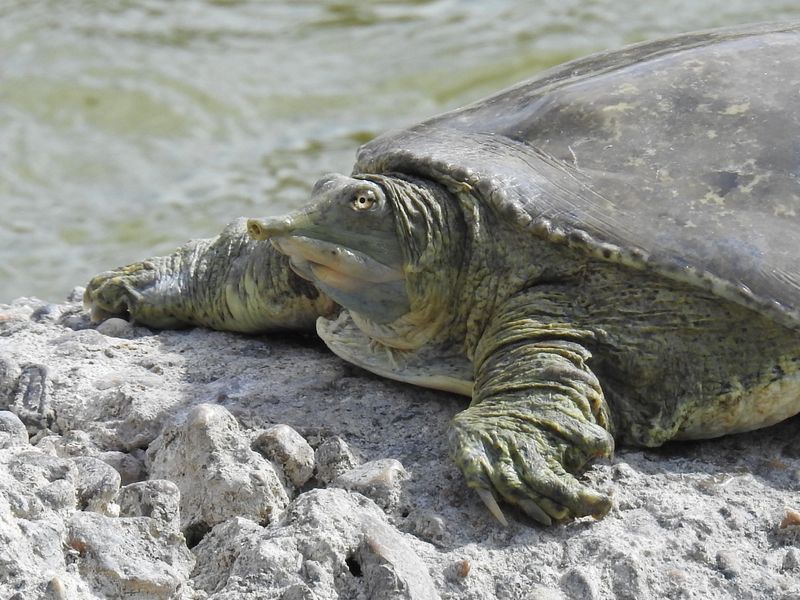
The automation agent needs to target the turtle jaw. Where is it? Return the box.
[268,234,405,291]
[248,216,410,324]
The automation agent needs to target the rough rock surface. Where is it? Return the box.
[2,294,800,599]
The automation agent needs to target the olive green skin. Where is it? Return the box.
[85,22,800,525]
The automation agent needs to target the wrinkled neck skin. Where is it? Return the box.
[318,173,587,395]
[346,174,567,363]
[342,174,468,353]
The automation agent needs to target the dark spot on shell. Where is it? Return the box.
[566,229,589,245]
[715,171,739,197]
[672,93,701,114]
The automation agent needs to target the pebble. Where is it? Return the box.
[117,479,182,531]
[72,456,121,515]
[406,508,446,543]
[96,317,135,339]
[780,509,800,528]
[332,458,408,510]
[715,549,741,580]
[253,424,315,488]
[314,436,359,484]
[611,557,649,600]
[782,548,800,573]
[0,411,28,448]
[560,567,600,600]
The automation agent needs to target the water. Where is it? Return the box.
[2,0,798,302]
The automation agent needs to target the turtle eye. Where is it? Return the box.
[351,189,377,211]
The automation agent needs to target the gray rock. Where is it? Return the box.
[782,548,800,573]
[96,317,135,339]
[314,436,359,485]
[35,430,98,458]
[146,403,289,541]
[190,516,265,594]
[2,448,77,517]
[253,424,315,489]
[66,511,194,599]
[611,557,649,600]
[117,480,182,531]
[715,549,742,580]
[192,488,439,600]
[405,508,446,544]
[4,363,52,434]
[97,449,146,485]
[0,355,21,402]
[72,456,121,514]
[0,410,28,448]
[560,567,600,600]
[332,458,408,511]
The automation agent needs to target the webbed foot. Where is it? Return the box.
[449,403,613,526]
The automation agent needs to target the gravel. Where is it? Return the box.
[2,293,800,599]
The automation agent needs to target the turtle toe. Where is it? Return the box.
[449,412,612,525]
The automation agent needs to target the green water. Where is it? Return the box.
[2,0,799,302]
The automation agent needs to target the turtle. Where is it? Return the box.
[84,21,800,526]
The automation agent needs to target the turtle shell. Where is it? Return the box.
[355,22,800,329]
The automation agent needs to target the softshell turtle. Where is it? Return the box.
[85,22,800,525]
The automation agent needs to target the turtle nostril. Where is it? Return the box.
[247,220,265,239]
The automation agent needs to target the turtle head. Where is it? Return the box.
[247,174,410,324]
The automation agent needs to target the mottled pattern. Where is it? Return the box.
[357,22,800,328]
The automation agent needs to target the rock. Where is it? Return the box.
[96,317,135,339]
[117,480,182,532]
[405,508,446,544]
[611,557,649,600]
[192,488,439,599]
[35,430,97,458]
[189,516,265,594]
[66,511,194,599]
[715,549,742,580]
[1,448,78,517]
[97,450,146,485]
[72,456,121,515]
[560,567,601,600]
[782,548,800,573]
[3,363,52,434]
[0,355,21,401]
[253,424,315,488]
[314,436,359,484]
[146,403,289,544]
[0,411,28,448]
[332,458,408,510]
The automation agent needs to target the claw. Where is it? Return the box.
[476,488,508,526]
[518,499,552,526]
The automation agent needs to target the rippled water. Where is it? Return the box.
[2,0,799,302]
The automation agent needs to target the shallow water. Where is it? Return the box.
[2,0,799,302]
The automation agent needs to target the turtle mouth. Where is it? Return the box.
[270,235,404,292]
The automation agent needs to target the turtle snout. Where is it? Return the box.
[247,217,293,241]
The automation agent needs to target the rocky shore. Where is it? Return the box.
[2,292,800,599]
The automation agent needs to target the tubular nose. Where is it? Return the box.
[247,217,293,240]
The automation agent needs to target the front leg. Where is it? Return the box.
[450,293,614,526]
[84,218,336,333]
